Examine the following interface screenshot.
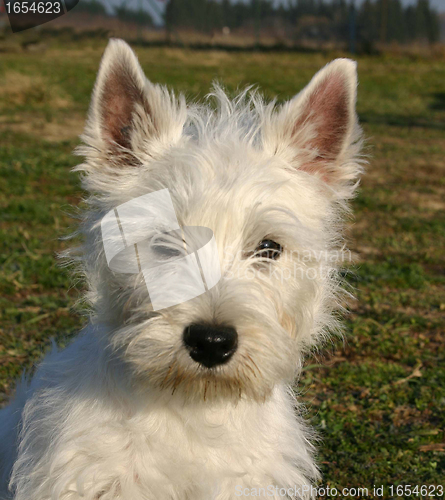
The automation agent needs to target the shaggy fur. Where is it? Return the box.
[0,39,364,499]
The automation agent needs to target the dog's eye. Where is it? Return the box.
[254,239,282,260]
[152,244,182,260]
[150,237,183,261]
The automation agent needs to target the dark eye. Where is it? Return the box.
[255,239,282,260]
[150,235,184,261]
[152,243,182,261]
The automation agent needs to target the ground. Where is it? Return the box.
[0,40,444,495]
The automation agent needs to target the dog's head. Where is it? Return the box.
[75,39,363,402]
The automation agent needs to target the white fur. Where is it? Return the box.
[0,39,364,500]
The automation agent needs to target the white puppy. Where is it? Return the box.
[0,39,363,500]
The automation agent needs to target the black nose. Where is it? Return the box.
[183,324,238,368]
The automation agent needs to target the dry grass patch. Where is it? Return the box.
[0,113,84,142]
[0,71,72,110]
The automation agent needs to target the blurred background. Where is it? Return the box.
[1,0,444,53]
[0,0,444,492]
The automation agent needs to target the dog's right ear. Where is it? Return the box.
[264,59,363,199]
[82,39,185,164]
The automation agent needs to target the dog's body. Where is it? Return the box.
[0,331,317,499]
[0,40,363,499]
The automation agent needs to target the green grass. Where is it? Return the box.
[1,40,444,494]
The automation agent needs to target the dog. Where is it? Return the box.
[0,39,363,500]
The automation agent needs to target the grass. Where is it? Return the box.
[0,39,444,495]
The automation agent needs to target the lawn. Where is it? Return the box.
[0,38,444,495]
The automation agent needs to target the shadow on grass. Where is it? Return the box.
[429,92,445,111]
[359,112,445,130]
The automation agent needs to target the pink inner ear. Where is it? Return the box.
[294,71,350,177]
[99,65,145,149]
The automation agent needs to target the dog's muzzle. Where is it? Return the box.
[183,324,238,368]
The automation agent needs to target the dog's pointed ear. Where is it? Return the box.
[266,59,362,191]
[83,39,185,162]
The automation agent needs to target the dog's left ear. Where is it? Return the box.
[265,59,362,193]
[83,38,185,163]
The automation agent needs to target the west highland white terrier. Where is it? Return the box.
[0,39,363,500]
